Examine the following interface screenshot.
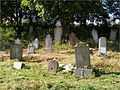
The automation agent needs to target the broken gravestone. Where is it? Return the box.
[45,34,52,52]
[10,44,22,60]
[74,44,90,68]
[28,43,35,54]
[48,60,59,72]
[13,62,25,69]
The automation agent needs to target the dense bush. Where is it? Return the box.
[0,25,16,47]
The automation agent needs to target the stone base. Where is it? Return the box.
[74,68,93,78]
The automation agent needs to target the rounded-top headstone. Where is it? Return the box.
[48,60,59,72]
[10,44,22,60]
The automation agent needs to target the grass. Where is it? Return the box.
[0,43,120,90]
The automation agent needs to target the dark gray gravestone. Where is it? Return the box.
[110,29,117,40]
[74,44,90,68]
[33,38,39,49]
[45,34,52,52]
[10,44,22,59]
[69,32,76,46]
[28,43,35,54]
[48,60,59,72]
[13,62,25,69]
[54,20,62,43]
[74,68,93,78]
[91,29,98,44]
[99,37,107,55]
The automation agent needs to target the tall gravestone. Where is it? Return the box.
[110,29,117,40]
[99,37,107,55]
[74,44,90,68]
[15,38,21,44]
[33,38,39,49]
[69,32,76,46]
[10,44,22,59]
[28,43,35,54]
[91,29,98,44]
[45,34,52,52]
[29,26,34,40]
[54,20,62,43]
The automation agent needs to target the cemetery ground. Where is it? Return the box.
[0,43,120,90]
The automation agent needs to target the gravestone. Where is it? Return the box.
[110,30,117,40]
[13,62,25,69]
[10,44,22,59]
[45,34,52,52]
[91,29,98,44]
[99,37,107,55]
[48,60,59,72]
[74,44,90,68]
[29,26,34,39]
[69,32,76,46]
[28,43,35,54]
[33,38,39,49]
[74,68,93,78]
[15,38,21,44]
[54,20,62,43]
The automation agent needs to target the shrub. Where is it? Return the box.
[0,25,16,47]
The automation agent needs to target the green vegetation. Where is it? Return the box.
[0,44,120,90]
[0,60,120,90]
[0,25,16,46]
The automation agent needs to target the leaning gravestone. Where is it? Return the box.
[13,62,25,69]
[91,29,98,44]
[99,37,107,55]
[110,29,117,40]
[48,60,59,72]
[45,34,52,52]
[28,43,35,54]
[15,38,21,44]
[10,44,22,59]
[54,20,62,43]
[69,32,76,46]
[74,44,90,68]
[33,38,39,49]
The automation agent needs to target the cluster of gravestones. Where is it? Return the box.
[9,24,112,77]
[48,37,109,78]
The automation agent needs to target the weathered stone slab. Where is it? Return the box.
[69,32,76,46]
[28,43,35,54]
[45,34,52,52]
[110,29,117,40]
[91,29,98,44]
[13,62,24,69]
[54,20,62,43]
[33,38,39,49]
[74,44,90,68]
[48,60,59,72]
[10,44,22,60]
[99,37,107,55]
